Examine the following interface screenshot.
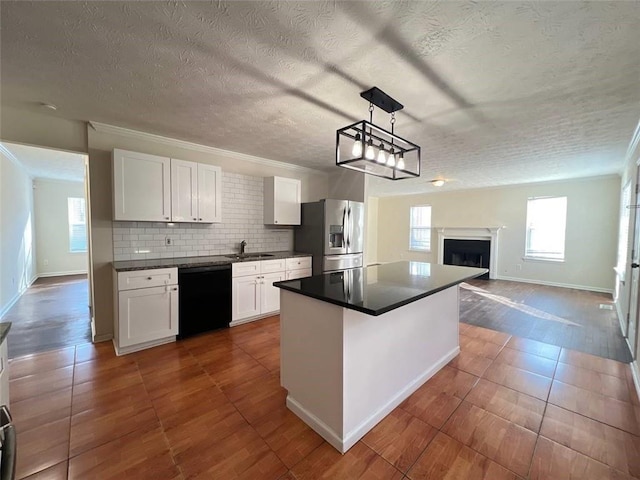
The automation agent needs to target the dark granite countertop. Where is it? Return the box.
[274,261,486,316]
[113,251,312,272]
[0,322,11,344]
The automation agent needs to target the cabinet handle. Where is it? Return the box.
[172,287,178,291]
[165,216,170,220]
[147,277,152,280]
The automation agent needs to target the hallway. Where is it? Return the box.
[4,274,91,358]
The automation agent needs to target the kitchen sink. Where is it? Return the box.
[224,253,275,259]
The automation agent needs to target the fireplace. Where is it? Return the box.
[436,227,502,279]
[443,239,490,279]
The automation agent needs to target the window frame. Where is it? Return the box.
[68,196,87,254]
[409,204,432,252]
[524,196,567,262]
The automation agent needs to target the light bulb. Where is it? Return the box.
[352,133,362,157]
[377,142,386,164]
[387,147,396,167]
[365,142,375,160]
[397,154,405,170]
[431,179,445,187]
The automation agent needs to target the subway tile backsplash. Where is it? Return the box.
[112,172,293,261]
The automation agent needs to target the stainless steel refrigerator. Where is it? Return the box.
[294,199,364,274]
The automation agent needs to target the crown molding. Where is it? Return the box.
[89,122,327,176]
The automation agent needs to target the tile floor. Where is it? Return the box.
[10,316,640,479]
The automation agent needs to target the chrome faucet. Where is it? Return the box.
[240,240,247,255]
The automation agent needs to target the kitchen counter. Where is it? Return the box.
[0,322,10,345]
[277,261,485,453]
[274,261,486,316]
[112,251,311,272]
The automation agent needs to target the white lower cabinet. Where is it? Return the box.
[231,256,311,326]
[232,275,261,320]
[231,260,285,325]
[114,268,179,355]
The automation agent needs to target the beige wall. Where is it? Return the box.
[365,196,379,266]
[377,175,620,292]
[33,179,88,276]
[87,126,330,340]
[0,152,36,317]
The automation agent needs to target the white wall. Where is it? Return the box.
[377,175,620,293]
[33,179,88,276]
[0,151,36,317]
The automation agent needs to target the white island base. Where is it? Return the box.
[279,285,460,454]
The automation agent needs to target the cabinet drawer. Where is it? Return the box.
[286,256,311,271]
[117,268,178,291]
[286,268,312,280]
[232,261,261,277]
[261,258,286,273]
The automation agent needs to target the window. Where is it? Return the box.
[410,205,431,251]
[68,197,87,253]
[525,196,567,261]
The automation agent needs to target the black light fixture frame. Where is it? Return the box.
[336,87,421,180]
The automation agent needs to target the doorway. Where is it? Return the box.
[0,141,95,358]
[627,163,640,362]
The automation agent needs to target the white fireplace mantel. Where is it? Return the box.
[436,227,503,279]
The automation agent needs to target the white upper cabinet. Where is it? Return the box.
[113,149,221,223]
[264,176,301,225]
[171,159,222,223]
[170,159,198,222]
[197,163,222,223]
[113,149,171,222]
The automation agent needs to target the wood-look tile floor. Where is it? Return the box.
[460,279,632,362]
[4,275,91,358]
[10,317,640,479]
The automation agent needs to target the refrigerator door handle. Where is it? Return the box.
[342,207,347,248]
[346,206,351,248]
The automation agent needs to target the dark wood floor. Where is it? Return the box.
[461,279,632,363]
[4,275,91,358]
[10,318,640,479]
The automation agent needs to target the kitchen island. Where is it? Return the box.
[274,261,486,453]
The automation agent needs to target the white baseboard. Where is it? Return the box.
[113,336,175,356]
[93,333,113,343]
[496,275,614,295]
[37,270,88,278]
[230,311,278,327]
[630,360,640,404]
[286,346,460,454]
[0,274,38,319]
[616,300,628,337]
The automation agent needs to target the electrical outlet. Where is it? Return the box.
[515,264,522,272]
[44,259,49,266]
[165,236,172,246]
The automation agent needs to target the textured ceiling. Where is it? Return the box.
[1,142,85,182]
[1,1,639,196]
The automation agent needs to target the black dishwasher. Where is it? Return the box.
[178,264,231,339]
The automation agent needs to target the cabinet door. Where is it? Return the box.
[197,164,222,223]
[232,276,260,321]
[286,268,312,280]
[113,149,171,221]
[118,285,178,348]
[261,271,285,314]
[171,159,198,222]
[264,176,301,225]
[274,177,301,225]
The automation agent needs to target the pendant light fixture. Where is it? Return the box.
[336,87,420,180]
